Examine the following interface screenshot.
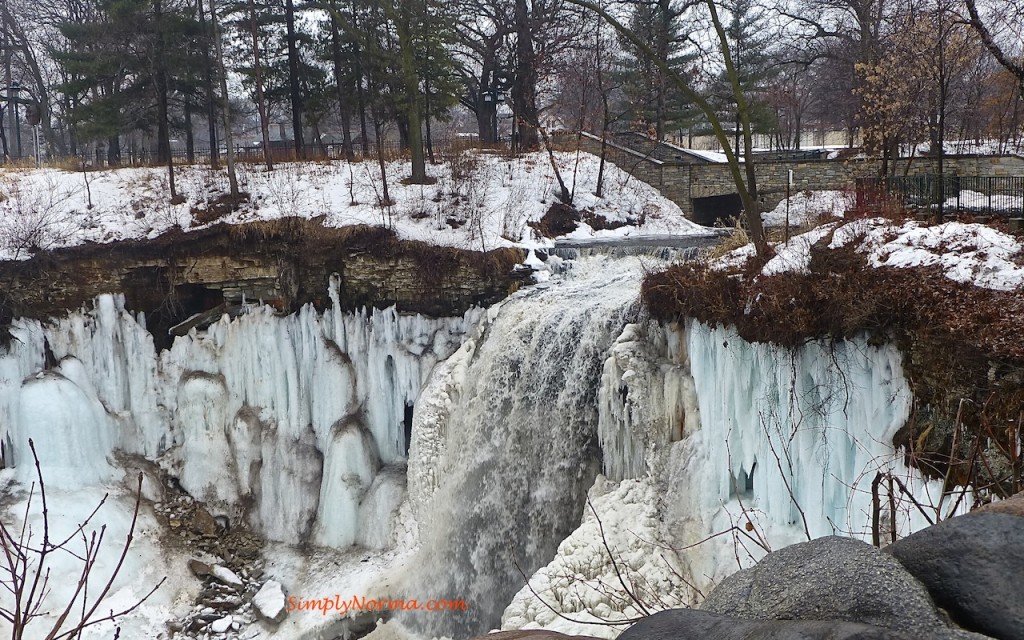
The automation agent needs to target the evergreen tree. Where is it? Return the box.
[53,0,205,167]
[616,0,698,140]
[714,0,778,153]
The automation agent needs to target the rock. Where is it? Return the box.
[191,506,220,536]
[188,559,212,578]
[253,580,287,624]
[210,615,232,633]
[887,512,1024,640]
[973,491,1024,518]
[209,595,243,610]
[619,609,915,640]
[700,536,953,637]
[211,564,244,589]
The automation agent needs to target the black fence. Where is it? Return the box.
[856,175,1024,217]
[3,137,504,169]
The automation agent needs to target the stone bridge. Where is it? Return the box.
[560,132,1024,224]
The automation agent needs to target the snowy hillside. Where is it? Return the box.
[0,150,712,261]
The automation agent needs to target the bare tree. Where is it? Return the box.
[1,439,165,639]
[964,0,1024,100]
[567,0,770,258]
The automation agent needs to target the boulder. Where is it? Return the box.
[211,564,244,590]
[887,512,1024,640]
[209,615,232,633]
[188,559,212,579]
[973,492,1024,518]
[619,609,914,640]
[700,536,954,637]
[190,506,220,537]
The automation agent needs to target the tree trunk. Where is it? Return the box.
[285,0,304,159]
[107,135,120,165]
[425,77,435,163]
[208,0,238,197]
[197,0,219,168]
[395,4,427,183]
[185,100,195,162]
[329,8,354,160]
[512,0,539,148]
[354,41,370,155]
[249,0,273,170]
[154,0,176,197]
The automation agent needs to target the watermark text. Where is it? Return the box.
[287,595,468,615]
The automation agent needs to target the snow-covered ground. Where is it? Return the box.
[724,214,1024,291]
[761,190,849,227]
[0,151,712,261]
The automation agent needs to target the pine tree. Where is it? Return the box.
[53,0,205,169]
[616,0,698,141]
[713,0,777,153]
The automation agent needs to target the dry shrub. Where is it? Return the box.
[704,218,751,261]
[191,192,249,226]
[846,184,916,221]
[529,202,581,238]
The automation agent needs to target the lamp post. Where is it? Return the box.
[11,82,21,158]
[0,83,36,163]
[482,90,494,143]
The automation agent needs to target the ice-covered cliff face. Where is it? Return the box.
[502,317,967,637]
[0,277,481,546]
[1,251,966,640]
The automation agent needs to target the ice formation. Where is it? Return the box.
[0,277,481,547]
[508,314,970,635]
[0,250,973,640]
[501,477,689,639]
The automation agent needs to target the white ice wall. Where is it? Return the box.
[0,281,481,547]
[590,317,965,602]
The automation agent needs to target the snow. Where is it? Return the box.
[0,151,711,261]
[0,484,199,640]
[850,220,1024,289]
[762,190,849,227]
[944,190,1024,212]
[716,210,1024,291]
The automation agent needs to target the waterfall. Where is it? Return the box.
[403,256,652,637]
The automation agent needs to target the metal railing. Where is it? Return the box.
[1,137,506,169]
[856,175,1024,217]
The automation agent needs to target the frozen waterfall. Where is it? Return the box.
[0,250,965,640]
[0,277,481,546]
